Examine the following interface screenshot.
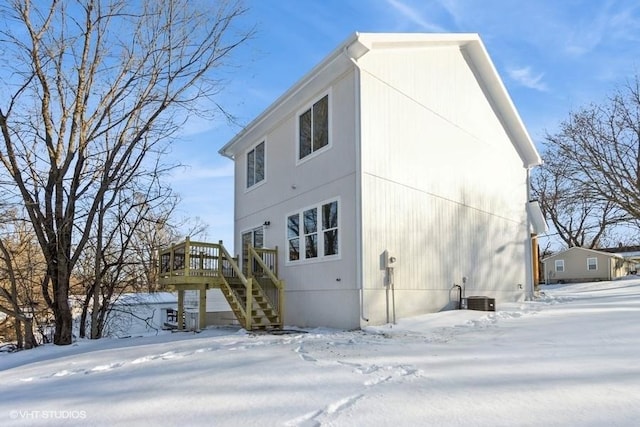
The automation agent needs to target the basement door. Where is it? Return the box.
[241,226,264,276]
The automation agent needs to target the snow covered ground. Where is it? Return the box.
[1,280,639,426]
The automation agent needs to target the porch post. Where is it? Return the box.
[177,289,184,330]
[531,234,539,290]
[245,278,253,330]
[199,285,207,330]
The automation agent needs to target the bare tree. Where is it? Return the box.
[73,177,208,340]
[0,217,43,349]
[0,0,253,345]
[535,77,640,249]
[531,150,624,249]
[78,180,179,339]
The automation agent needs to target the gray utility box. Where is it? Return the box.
[467,296,495,312]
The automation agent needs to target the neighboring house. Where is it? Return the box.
[599,245,640,274]
[219,33,544,329]
[104,292,178,337]
[542,247,630,284]
[76,290,235,337]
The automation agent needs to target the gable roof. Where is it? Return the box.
[542,246,625,262]
[599,245,640,253]
[219,32,541,168]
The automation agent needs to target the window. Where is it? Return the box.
[246,141,265,188]
[555,260,564,272]
[298,94,329,160]
[587,257,598,271]
[287,199,339,262]
[322,201,338,256]
[162,308,178,329]
[303,208,318,258]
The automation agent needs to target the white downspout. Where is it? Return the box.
[344,47,368,323]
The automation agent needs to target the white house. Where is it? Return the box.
[219,33,543,329]
[104,292,178,337]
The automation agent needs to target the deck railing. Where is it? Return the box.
[158,238,238,282]
[157,238,284,329]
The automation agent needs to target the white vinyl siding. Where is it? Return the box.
[555,260,565,272]
[287,199,339,262]
[587,257,597,271]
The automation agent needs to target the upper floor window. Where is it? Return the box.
[298,94,329,160]
[587,257,598,271]
[246,141,265,188]
[555,259,564,272]
[287,199,339,262]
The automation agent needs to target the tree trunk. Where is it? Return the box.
[23,319,37,349]
[78,292,91,339]
[91,280,101,339]
[53,304,73,345]
[14,319,24,350]
[52,271,73,345]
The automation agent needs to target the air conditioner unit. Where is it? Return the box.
[466,296,495,312]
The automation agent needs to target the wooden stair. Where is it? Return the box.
[221,276,282,330]
[157,239,284,332]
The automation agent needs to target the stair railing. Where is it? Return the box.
[248,246,285,326]
[218,241,253,329]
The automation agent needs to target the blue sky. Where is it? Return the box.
[171,0,640,250]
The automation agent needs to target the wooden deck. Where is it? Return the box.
[157,238,284,330]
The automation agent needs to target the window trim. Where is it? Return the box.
[295,90,332,165]
[587,257,598,271]
[555,259,565,272]
[286,197,340,264]
[245,139,266,191]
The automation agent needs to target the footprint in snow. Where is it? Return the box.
[132,355,157,364]
[299,353,317,362]
[294,345,317,362]
[284,409,322,427]
[326,394,364,414]
[160,351,181,360]
[337,360,379,375]
[354,364,379,374]
[364,375,392,386]
[41,368,84,379]
[88,362,124,373]
[285,394,364,425]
